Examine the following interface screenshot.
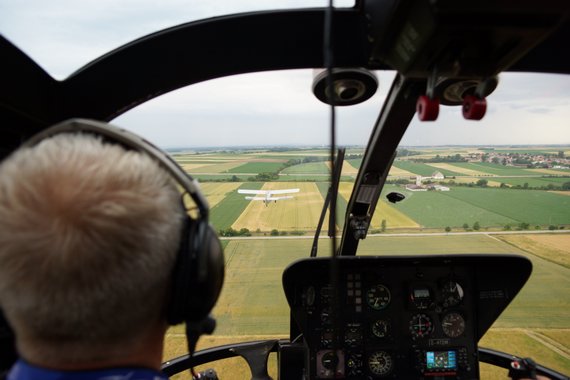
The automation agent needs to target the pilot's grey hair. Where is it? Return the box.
[0,133,184,363]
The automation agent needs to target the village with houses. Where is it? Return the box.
[395,148,570,192]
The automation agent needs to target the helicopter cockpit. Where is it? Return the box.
[0,0,569,379]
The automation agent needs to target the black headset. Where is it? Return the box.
[21,118,225,326]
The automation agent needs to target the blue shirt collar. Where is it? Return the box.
[8,360,168,380]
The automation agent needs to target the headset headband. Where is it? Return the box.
[24,118,210,219]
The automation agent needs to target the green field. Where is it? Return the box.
[392,160,445,177]
[281,161,330,174]
[203,234,570,333]
[210,182,263,230]
[228,162,285,173]
[166,147,570,377]
[392,160,465,177]
[378,185,570,228]
[207,181,570,232]
[381,185,518,228]
[165,233,570,377]
[493,176,570,188]
[442,187,570,226]
[450,162,536,176]
[347,158,363,169]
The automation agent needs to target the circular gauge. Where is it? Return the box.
[321,351,339,370]
[371,319,390,338]
[441,281,464,307]
[409,313,434,339]
[344,325,363,347]
[441,312,466,338]
[367,351,393,376]
[366,284,391,310]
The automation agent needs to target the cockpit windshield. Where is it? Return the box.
[0,1,569,379]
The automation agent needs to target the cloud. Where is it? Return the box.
[1,1,568,148]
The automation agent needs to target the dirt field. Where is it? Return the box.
[200,183,242,208]
[388,166,415,176]
[370,201,420,229]
[550,191,570,197]
[324,160,359,176]
[496,233,570,268]
[428,162,493,176]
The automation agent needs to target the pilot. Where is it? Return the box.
[0,131,186,379]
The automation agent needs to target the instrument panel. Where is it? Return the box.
[281,255,532,379]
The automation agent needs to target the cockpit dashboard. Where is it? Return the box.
[281,254,532,379]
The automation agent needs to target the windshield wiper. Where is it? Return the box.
[310,148,345,257]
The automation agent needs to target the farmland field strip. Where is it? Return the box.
[528,168,570,176]
[379,185,517,228]
[324,160,359,175]
[493,235,570,269]
[525,331,570,359]
[442,187,570,226]
[387,164,417,177]
[281,162,330,174]
[190,161,245,173]
[316,182,347,232]
[200,183,242,208]
[210,182,264,230]
[201,235,570,374]
[231,182,326,232]
[479,329,570,376]
[423,163,465,177]
[436,189,524,224]
[346,158,362,169]
[494,176,570,187]
[550,191,570,196]
[333,181,418,229]
[228,162,285,173]
[453,162,533,176]
[371,201,421,229]
[392,161,438,176]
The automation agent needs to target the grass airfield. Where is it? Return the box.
[232,182,326,232]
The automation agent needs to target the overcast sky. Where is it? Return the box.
[1,0,568,148]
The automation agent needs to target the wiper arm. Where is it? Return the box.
[310,148,345,257]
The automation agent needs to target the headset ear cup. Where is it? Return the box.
[195,225,225,319]
[166,218,225,325]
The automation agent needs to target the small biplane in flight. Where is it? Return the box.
[0,0,569,379]
[238,188,300,206]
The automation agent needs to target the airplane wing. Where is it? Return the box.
[238,189,268,195]
[267,196,294,200]
[244,196,267,201]
[266,188,300,195]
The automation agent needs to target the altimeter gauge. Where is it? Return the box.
[371,319,390,339]
[441,312,466,338]
[368,351,393,376]
[441,280,464,307]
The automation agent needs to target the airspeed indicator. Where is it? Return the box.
[366,284,391,310]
